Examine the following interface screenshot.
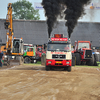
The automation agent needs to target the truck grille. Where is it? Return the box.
[52,54,66,59]
[85,50,92,59]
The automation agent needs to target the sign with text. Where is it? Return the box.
[34,2,43,10]
[84,2,100,10]
[51,38,68,41]
[34,2,100,10]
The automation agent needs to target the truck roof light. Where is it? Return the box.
[54,34,63,38]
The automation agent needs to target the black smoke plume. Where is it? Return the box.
[41,0,61,38]
[42,0,91,38]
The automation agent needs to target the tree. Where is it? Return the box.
[12,0,40,20]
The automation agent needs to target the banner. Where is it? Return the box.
[34,2,43,10]
[34,2,100,10]
[84,2,100,10]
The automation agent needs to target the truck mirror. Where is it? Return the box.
[44,44,47,50]
[21,41,23,43]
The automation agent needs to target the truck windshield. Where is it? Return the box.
[78,43,90,49]
[24,45,29,52]
[13,39,20,53]
[47,43,71,51]
[37,47,42,52]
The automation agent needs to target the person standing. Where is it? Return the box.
[0,50,4,67]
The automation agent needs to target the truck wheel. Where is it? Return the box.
[75,53,81,65]
[64,67,67,71]
[24,57,31,63]
[94,54,99,66]
[45,66,50,71]
[87,54,94,66]
[67,66,71,72]
[72,53,75,66]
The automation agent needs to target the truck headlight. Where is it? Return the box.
[48,61,52,63]
[66,62,69,64]
[4,55,7,58]
[12,56,15,59]
[34,60,36,63]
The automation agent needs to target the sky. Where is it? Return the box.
[0,0,100,22]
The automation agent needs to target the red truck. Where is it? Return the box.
[72,41,94,66]
[44,34,72,71]
[36,45,46,61]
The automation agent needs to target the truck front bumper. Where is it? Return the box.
[46,59,71,67]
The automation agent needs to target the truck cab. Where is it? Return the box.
[12,38,24,55]
[36,45,46,61]
[23,46,36,63]
[45,34,72,71]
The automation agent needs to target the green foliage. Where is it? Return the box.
[12,0,40,20]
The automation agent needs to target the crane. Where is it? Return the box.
[4,3,24,66]
[4,3,13,54]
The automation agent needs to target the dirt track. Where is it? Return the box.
[0,65,100,100]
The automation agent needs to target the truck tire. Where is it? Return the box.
[64,67,67,71]
[94,54,99,66]
[67,66,71,72]
[75,53,81,65]
[45,66,50,71]
[24,57,31,63]
[87,54,94,66]
[72,53,75,66]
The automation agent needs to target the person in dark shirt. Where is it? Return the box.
[0,50,4,67]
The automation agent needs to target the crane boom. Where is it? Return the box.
[3,3,24,66]
[4,3,13,53]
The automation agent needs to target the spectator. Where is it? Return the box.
[0,50,4,67]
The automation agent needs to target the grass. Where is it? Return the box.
[36,61,41,64]
[24,61,100,68]
[97,62,100,66]
[24,61,41,66]
[74,65,100,68]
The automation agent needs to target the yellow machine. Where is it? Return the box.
[4,3,24,65]
[1,45,6,52]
